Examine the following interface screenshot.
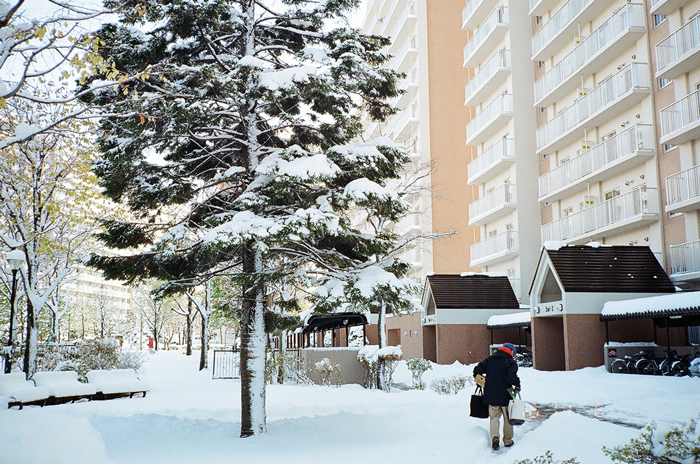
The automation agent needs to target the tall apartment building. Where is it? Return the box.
[650,0,700,291]
[461,0,541,304]
[361,0,477,284]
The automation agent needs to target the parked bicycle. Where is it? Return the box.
[611,348,700,377]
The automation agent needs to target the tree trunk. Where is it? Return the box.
[186,298,193,356]
[23,300,38,379]
[199,312,209,370]
[240,245,267,437]
[377,301,388,392]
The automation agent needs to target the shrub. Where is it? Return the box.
[602,416,700,463]
[37,339,143,381]
[405,358,432,390]
[357,345,402,390]
[511,451,580,464]
[430,374,471,395]
[266,351,310,385]
[315,358,342,387]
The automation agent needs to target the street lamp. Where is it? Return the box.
[4,250,25,374]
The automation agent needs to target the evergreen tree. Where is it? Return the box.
[83,0,410,437]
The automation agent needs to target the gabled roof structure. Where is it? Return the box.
[423,274,519,310]
[530,244,675,295]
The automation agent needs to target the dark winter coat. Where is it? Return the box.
[473,348,521,407]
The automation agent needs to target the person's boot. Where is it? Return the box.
[492,437,500,451]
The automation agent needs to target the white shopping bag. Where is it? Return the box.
[508,393,527,426]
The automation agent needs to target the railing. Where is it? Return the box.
[392,34,418,69]
[465,48,511,104]
[656,16,700,73]
[467,93,513,142]
[469,183,517,220]
[462,0,486,27]
[665,164,700,207]
[660,88,700,138]
[670,239,700,275]
[536,63,649,151]
[463,6,509,64]
[212,349,240,379]
[390,0,417,41]
[532,0,595,57]
[534,3,645,103]
[471,230,519,263]
[541,187,658,242]
[538,124,654,198]
[468,137,515,182]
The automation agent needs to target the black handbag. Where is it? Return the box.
[469,386,489,418]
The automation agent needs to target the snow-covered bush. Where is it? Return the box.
[430,374,472,395]
[405,358,432,390]
[37,339,143,381]
[315,358,342,387]
[357,345,402,390]
[603,416,700,463]
[512,451,580,464]
[266,351,310,385]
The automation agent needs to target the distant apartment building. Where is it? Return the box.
[361,0,477,284]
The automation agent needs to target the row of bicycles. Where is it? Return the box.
[610,348,700,377]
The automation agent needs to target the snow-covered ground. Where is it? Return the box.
[1,350,699,464]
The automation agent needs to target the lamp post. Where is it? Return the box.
[4,250,25,374]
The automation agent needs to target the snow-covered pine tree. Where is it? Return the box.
[83,0,406,437]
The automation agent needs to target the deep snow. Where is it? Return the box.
[1,350,699,464]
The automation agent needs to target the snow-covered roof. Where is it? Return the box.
[600,291,700,321]
[487,311,531,329]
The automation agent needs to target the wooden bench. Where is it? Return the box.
[87,369,149,400]
[32,371,97,405]
[0,372,50,409]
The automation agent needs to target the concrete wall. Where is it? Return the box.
[386,312,424,360]
[301,348,365,386]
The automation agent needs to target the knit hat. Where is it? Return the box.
[502,343,516,354]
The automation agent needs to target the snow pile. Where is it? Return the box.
[344,178,397,202]
[601,291,700,317]
[357,345,403,362]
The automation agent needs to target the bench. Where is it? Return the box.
[32,370,97,405]
[0,372,50,409]
[87,369,149,400]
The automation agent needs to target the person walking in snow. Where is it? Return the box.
[473,342,521,451]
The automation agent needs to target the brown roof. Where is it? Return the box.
[542,245,675,293]
[426,274,520,309]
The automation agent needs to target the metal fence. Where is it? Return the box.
[212,349,240,379]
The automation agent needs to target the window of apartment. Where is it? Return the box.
[537,61,546,69]
[658,78,672,90]
[539,106,547,114]
[652,14,667,28]
[605,188,621,201]
[534,16,542,25]
[580,196,597,210]
[562,206,574,217]
[488,229,498,239]
[663,143,677,153]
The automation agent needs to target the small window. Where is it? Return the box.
[658,78,671,89]
[652,14,667,28]
[534,16,542,25]
[539,106,547,114]
[562,206,574,217]
[537,61,546,69]
[663,144,677,153]
[667,211,683,219]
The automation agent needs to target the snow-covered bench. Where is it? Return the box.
[32,371,97,405]
[87,369,149,400]
[0,372,50,409]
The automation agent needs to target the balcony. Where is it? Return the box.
[470,231,519,267]
[389,103,419,140]
[390,1,417,45]
[659,88,700,146]
[468,183,517,226]
[465,48,511,106]
[541,187,659,244]
[665,164,700,213]
[393,68,419,108]
[466,93,513,146]
[531,0,608,61]
[529,0,560,17]
[538,124,655,202]
[650,0,690,16]
[534,3,646,107]
[468,137,515,185]
[391,34,418,73]
[462,0,500,31]
[656,16,700,80]
[462,6,509,68]
[536,63,650,155]
[670,239,700,283]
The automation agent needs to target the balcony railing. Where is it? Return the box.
[656,16,700,77]
[462,0,499,30]
[532,0,603,59]
[390,0,417,42]
[463,6,509,67]
[469,183,517,225]
[466,93,513,145]
[670,239,700,276]
[470,231,519,267]
[541,187,659,243]
[666,164,700,209]
[391,34,418,72]
[468,137,515,185]
[660,88,700,145]
[650,0,687,15]
[534,3,645,105]
[465,48,511,105]
[536,63,650,153]
[538,124,655,199]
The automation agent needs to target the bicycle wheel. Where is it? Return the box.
[659,359,673,376]
[635,359,655,375]
[671,361,691,377]
[610,359,627,374]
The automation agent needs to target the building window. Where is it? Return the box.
[663,144,677,153]
[534,16,542,25]
[667,211,683,219]
[652,14,667,28]
[658,78,671,89]
[539,106,547,114]
[537,60,546,69]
